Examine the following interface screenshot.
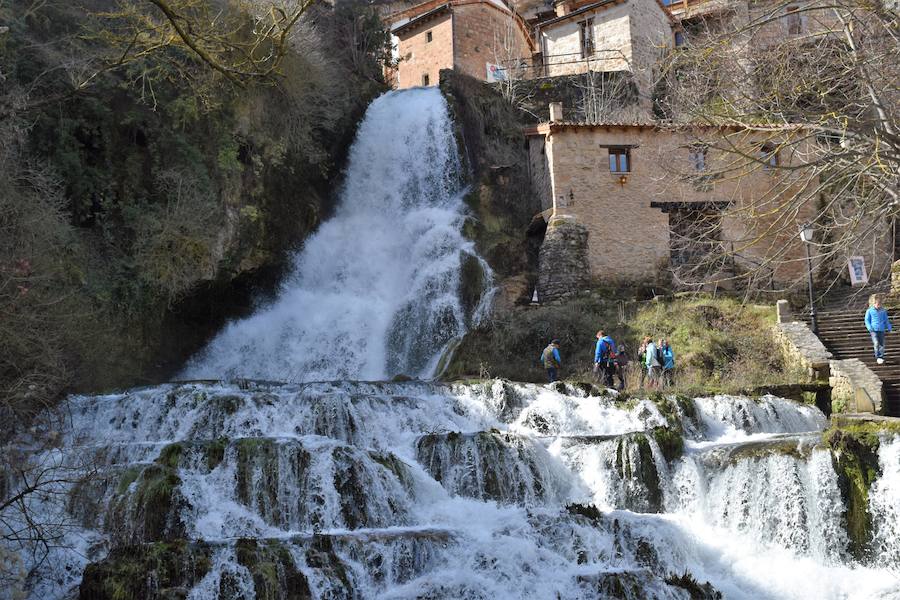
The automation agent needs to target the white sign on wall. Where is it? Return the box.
[486,63,507,83]
[847,256,869,286]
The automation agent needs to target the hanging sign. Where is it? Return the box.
[486,63,507,82]
[847,256,868,286]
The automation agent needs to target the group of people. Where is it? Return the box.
[537,294,893,389]
[538,331,676,389]
[638,336,676,388]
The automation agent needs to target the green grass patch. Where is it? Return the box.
[445,294,794,393]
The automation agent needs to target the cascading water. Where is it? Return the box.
[4,90,900,600]
[182,88,482,382]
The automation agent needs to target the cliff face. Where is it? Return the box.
[439,70,544,308]
[0,1,389,416]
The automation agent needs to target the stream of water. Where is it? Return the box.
[3,89,900,600]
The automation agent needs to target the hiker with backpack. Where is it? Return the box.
[540,339,562,383]
[614,344,629,391]
[594,330,617,388]
[645,336,662,388]
[660,338,675,387]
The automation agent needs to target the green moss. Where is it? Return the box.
[824,425,886,560]
[218,394,243,415]
[116,466,142,495]
[234,538,311,600]
[726,438,809,463]
[79,541,212,600]
[157,443,184,470]
[205,437,229,471]
[131,464,182,541]
[459,253,486,322]
[652,427,684,464]
[665,572,723,599]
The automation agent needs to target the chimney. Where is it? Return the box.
[549,102,563,122]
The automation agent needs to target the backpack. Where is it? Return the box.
[599,337,616,362]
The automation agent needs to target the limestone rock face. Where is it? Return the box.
[538,216,591,301]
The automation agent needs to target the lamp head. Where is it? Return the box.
[799,223,814,243]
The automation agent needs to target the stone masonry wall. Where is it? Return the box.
[541,5,632,77]
[536,124,817,283]
[773,321,832,379]
[452,2,533,82]
[627,0,672,103]
[830,359,883,413]
[396,13,454,88]
[538,215,592,300]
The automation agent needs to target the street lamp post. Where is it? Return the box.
[800,223,817,334]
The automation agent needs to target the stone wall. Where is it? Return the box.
[773,321,832,380]
[830,359,883,413]
[538,215,592,300]
[540,5,632,77]
[531,123,818,284]
[453,2,533,82]
[396,13,454,88]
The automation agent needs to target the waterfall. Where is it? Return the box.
[6,381,900,600]
[4,90,900,600]
[870,435,900,568]
[182,88,482,382]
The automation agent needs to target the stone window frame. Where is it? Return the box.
[579,17,595,59]
[607,147,631,173]
[784,6,803,35]
[688,144,707,172]
[760,143,780,170]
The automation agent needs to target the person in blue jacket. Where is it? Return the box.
[540,339,562,382]
[594,330,617,387]
[865,296,892,364]
[660,338,675,386]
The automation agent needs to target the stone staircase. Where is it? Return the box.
[800,286,900,416]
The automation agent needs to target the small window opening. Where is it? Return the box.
[609,148,630,173]
[422,73,430,86]
[689,145,707,171]
[760,143,779,170]
[579,18,595,59]
[426,31,433,43]
[786,6,802,34]
[674,31,685,47]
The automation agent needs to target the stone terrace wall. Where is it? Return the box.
[538,215,591,300]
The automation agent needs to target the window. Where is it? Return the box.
[422,73,430,86]
[579,18,595,59]
[674,31,685,47]
[426,31,433,43]
[785,6,802,34]
[760,143,779,170]
[689,146,707,171]
[609,148,630,173]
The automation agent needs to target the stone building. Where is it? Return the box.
[388,0,535,88]
[535,0,673,78]
[525,103,827,291]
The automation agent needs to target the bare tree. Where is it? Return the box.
[1,0,319,120]
[655,0,899,292]
[491,17,536,113]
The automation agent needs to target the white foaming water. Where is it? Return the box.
[6,381,900,599]
[6,87,900,599]
[691,394,827,441]
[870,435,900,570]
[182,88,481,382]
